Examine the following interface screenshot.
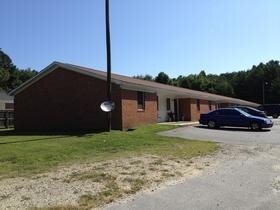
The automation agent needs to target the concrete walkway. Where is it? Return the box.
[158,121,199,127]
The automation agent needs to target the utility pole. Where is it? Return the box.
[105,0,112,131]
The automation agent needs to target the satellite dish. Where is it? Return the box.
[100,100,115,112]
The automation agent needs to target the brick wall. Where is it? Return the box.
[179,98,217,121]
[14,66,223,131]
[15,68,122,131]
[208,101,217,112]
[121,89,157,130]
[190,99,215,121]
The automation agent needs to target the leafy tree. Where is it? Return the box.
[133,74,153,81]
[270,77,280,103]
[155,72,170,84]
[0,49,37,92]
[215,80,234,96]
[4,46,279,105]
[177,76,190,88]
[140,60,280,104]
[0,49,13,85]
[0,66,9,84]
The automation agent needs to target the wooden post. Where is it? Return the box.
[4,111,8,129]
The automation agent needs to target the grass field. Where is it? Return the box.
[0,125,218,178]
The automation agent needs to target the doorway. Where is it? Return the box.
[174,99,178,121]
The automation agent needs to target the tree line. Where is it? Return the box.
[134,60,280,104]
[1,49,279,104]
[0,49,37,92]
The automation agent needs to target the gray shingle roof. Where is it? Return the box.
[10,61,259,107]
[64,63,259,107]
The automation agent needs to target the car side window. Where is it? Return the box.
[222,109,240,116]
[246,109,253,114]
[215,110,222,115]
[216,110,224,115]
[232,110,241,116]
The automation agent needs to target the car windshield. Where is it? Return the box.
[236,109,250,117]
[247,107,262,112]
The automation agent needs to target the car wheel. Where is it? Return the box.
[251,122,261,131]
[208,120,216,129]
[272,114,279,119]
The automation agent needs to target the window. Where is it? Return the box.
[166,98,171,110]
[197,99,200,111]
[5,103,14,110]
[137,91,145,110]
[208,101,212,110]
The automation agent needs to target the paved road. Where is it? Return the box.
[107,122,280,210]
[159,119,280,145]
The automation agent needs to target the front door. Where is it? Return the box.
[174,99,178,121]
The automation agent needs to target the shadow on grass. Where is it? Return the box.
[0,136,74,145]
[0,129,105,145]
[194,125,271,132]
[0,129,104,136]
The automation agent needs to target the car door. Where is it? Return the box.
[220,109,247,127]
[212,110,225,125]
[214,110,231,126]
[230,109,250,127]
[222,110,236,126]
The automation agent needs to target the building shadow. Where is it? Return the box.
[0,135,73,145]
[0,129,104,145]
[0,129,103,136]
[194,125,271,132]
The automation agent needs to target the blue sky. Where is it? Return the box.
[1,0,280,78]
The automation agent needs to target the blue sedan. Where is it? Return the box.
[199,108,273,130]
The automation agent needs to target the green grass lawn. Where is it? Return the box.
[0,125,218,178]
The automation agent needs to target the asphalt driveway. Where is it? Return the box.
[159,119,280,145]
[107,121,280,210]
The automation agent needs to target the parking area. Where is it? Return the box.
[109,119,280,210]
[159,119,280,145]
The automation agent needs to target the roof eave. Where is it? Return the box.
[9,62,60,95]
[9,61,260,107]
[9,61,122,96]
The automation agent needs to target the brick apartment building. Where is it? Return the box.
[10,62,259,131]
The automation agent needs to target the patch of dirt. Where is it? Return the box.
[0,151,223,210]
[272,176,280,193]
